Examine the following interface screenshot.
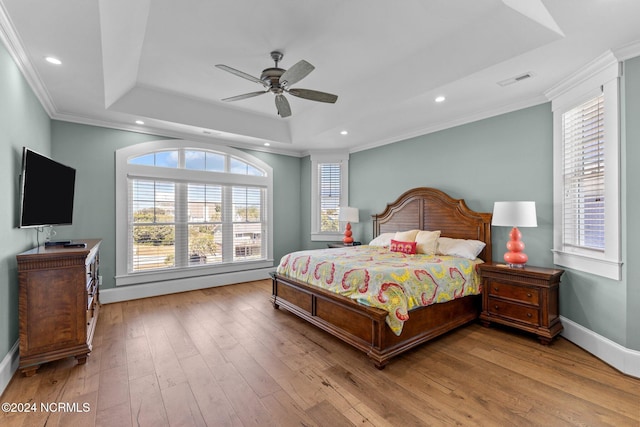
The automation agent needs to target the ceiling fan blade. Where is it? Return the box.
[287,88,338,104]
[280,60,314,87]
[275,94,292,117]
[215,64,268,87]
[221,90,268,102]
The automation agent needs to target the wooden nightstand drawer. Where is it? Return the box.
[488,297,539,326]
[488,281,539,306]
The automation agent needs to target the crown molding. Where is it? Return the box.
[349,95,548,155]
[544,50,620,101]
[613,39,640,62]
[0,1,56,116]
[51,111,303,158]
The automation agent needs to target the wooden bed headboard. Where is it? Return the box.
[372,187,493,263]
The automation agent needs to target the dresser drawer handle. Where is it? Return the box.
[494,287,499,292]
[494,305,499,310]
[527,293,532,298]
[527,313,532,318]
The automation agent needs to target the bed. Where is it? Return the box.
[271,187,492,368]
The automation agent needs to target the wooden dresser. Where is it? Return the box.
[17,239,101,376]
[479,263,563,344]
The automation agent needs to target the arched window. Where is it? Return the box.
[115,140,273,286]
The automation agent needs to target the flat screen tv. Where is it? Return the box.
[19,147,76,228]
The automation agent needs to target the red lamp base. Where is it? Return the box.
[503,227,528,268]
[343,222,354,245]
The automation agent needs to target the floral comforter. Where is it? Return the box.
[276,245,483,335]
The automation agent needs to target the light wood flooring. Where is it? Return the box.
[1,279,639,426]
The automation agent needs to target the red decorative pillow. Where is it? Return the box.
[389,239,417,254]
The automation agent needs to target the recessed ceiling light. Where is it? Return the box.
[435,96,446,103]
[264,143,270,146]
[340,130,348,135]
[135,120,144,125]
[45,56,62,65]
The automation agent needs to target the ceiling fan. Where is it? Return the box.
[215,51,338,118]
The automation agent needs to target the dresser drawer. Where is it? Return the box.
[488,297,540,326]
[488,281,539,306]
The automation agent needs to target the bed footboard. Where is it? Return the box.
[271,272,480,368]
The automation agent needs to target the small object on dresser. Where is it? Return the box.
[44,240,72,247]
[63,242,87,248]
[479,263,563,345]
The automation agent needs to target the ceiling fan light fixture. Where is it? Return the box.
[216,52,337,118]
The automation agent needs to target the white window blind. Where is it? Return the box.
[562,94,605,251]
[319,162,341,233]
[310,152,348,241]
[549,54,620,280]
[125,148,268,274]
[129,179,176,271]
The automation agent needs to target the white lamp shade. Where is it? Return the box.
[339,206,359,223]
[492,201,537,227]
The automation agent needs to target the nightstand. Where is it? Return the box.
[327,243,360,248]
[327,243,346,248]
[479,263,564,344]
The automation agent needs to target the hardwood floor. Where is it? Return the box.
[1,279,639,426]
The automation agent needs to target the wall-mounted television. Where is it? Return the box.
[19,147,76,228]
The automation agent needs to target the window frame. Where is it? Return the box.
[548,54,622,280]
[115,140,273,286]
[310,152,349,241]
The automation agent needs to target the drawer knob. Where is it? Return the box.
[527,293,532,297]
[494,287,499,292]
[527,313,532,318]
[494,305,499,310]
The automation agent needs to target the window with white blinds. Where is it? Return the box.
[562,94,605,251]
[319,163,341,233]
[549,56,621,280]
[115,141,273,286]
[310,153,349,241]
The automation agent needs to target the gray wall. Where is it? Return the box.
[0,42,51,360]
[50,121,303,289]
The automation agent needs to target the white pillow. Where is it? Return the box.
[394,229,420,242]
[369,232,395,247]
[437,237,486,260]
[415,230,441,255]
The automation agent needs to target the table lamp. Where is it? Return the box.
[339,207,359,245]
[491,201,537,268]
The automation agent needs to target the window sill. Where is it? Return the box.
[115,259,274,286]
[552,249,622,280]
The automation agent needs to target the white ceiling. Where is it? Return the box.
[1,0,640,156]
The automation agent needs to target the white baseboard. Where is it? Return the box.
[560,316,640,378]
[0,340,19,397]
[100,267,275,304]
